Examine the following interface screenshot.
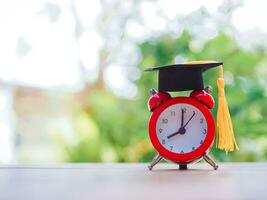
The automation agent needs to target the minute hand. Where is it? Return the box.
[183,111,195,128]
[181,109,184,127]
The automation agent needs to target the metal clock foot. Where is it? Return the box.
[148,154,162,170]
[203,153,218,170]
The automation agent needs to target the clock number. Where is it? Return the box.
[203,129,207,135]
[170,111,175,116]
[200,118,204,124]
[170,146,173,151]
[159,128,163,133]
[192,147,195,151]
[200,140,203,144]
[162,139,165,145]
[180,150,184,154]
[162,119,168,124]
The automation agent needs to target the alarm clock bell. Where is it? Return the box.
[145,61,238,170]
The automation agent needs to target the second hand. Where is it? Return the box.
[183,111,196,128]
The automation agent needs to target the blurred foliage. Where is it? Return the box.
[61,31,267,162]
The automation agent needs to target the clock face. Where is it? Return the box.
[156,103,208,154]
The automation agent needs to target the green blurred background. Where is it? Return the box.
[1,0,267,163]
[67,32,267,163]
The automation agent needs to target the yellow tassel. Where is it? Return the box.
[216,65,239,152]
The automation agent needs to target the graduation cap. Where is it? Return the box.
[145,61,239,152]
[145,61,222,92]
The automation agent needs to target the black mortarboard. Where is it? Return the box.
[145,61,223,92]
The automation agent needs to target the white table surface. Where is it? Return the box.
[0,163,266,200]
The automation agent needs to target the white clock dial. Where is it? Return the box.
[156,103,208,154]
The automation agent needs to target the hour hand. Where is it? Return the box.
[167,130,181,139]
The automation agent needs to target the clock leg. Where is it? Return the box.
[148,154,162,170]
[203,153,218,170]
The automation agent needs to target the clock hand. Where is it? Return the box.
[167,126,186,139]
[180,109,184,128]
[183,111,196,128]
[167,130,181,139]
[167,110,194,139]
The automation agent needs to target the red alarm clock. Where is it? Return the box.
[146,61,238,170]
[147,88,218,170]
